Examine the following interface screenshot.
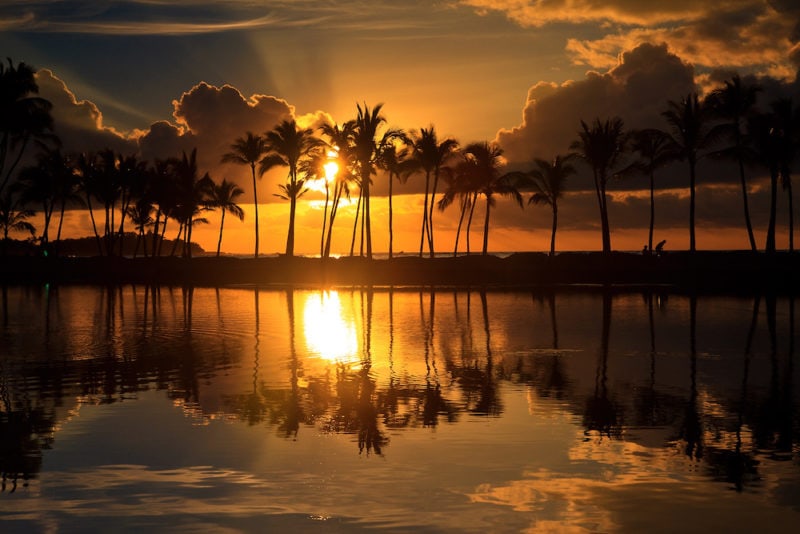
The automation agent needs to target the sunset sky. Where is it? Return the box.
[2,1,800,255]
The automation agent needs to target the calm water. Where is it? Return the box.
[1,285,798,533]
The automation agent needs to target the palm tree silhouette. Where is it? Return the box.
[624,129,673,252]
[16,147,75,253]
[526,155,576,256]
[748,109,783,253]
[319,121,357,258]
[0,59,55,198]
[437,161,475,256]
[707,75,761,252]
[662,94,715,253]
[571,117,626,253]
[221,132,267,258]
[411,127,458,257]
[458,142,523,255]
[0,191,35,253]
[171,149,213,257]
[771,98,798,252]
[260,119,322,257]
[351,103,398,259]
[127,197,154,258]
[207,178,245,257]
[377,136,414,259]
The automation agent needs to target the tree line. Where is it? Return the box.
[1,58,798,258]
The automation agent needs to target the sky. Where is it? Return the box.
[2,0,800,255]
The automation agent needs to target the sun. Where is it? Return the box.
[302,291,359,363]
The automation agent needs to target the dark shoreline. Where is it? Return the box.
[2,251,799,293]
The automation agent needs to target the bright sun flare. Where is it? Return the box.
[303,291,358,362]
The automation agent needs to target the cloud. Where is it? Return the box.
[137,82,296,192]
[495,43,696,166]
[35,69,136,154]
[459,0,799,79]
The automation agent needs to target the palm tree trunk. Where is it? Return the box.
[600,180,611,253]
[788,180,794,252]
[388,172,394,259]
[320,182,330,257]
[738,157,757,252]
[648,171,655,252]
[217,209,226,257]
[286,194,297,257]
[86,194,103,256]
[466,192,478,255]
[362,168,372,260]
[766,168,778,253]
[419,171,431,257]
[325,182,343,258]
[689,159,697,253]
[350,187,362,257]
[550,204,558,256]
[482,195,491,255]
[171,223,183,257]
[251,163,259,258]
[55,201,66,257]
[454,195,468,257]
[428,169,439,257]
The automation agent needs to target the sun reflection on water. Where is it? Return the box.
[302,291,359,363]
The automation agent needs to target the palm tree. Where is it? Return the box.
[460,142,523,255]
[172,148,213,258]
[527,155,576,256]
[260,120,322,257]
[708,75,761,252]
[16,147,74,253]
[624,129,674,252]
[662,94,715,253]
[319,122,357,258]
[437,162,474,256]
[411,127,458,257]
[351,103,398,259]
[771,98,798,252]
[207,178,245,257]
[377,138,414,259]
[127,197,154,258]
[222,132,268,257]
[0,59,55,198]
[571,117,626,253]
[0,191,35,252]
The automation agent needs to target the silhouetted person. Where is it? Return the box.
[655,239,667,256]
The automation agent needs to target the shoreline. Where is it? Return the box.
[1,251,799,293]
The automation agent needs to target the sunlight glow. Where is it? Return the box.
[303,291,358,363]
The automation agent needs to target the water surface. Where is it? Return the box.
[1,286,798,532]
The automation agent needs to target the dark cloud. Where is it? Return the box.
[36,69,136,154]
[496,43,696,166]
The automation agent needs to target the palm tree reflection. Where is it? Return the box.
[583,291,621,439]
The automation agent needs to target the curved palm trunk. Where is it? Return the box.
[350,187,362,257]
[648,171,655,252]
[481,195,491,256]
[320,182,330,257]
[454,195,468,257]
[55,201,67,257]
[766,167,778,253]
[362,168,372,259]
[550,203,558,256]
[251,163,259,258]
[388,172,394,259]
[788,180,794,252]
[689,159,697,253]
[737,154,757,252]
[85,194,103,255]
[466,191,478,255]
[216,209,226,257]
[428,169,440,257]
[419,171,431,257]
[286,194,297,257]
[324,182,344,258]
